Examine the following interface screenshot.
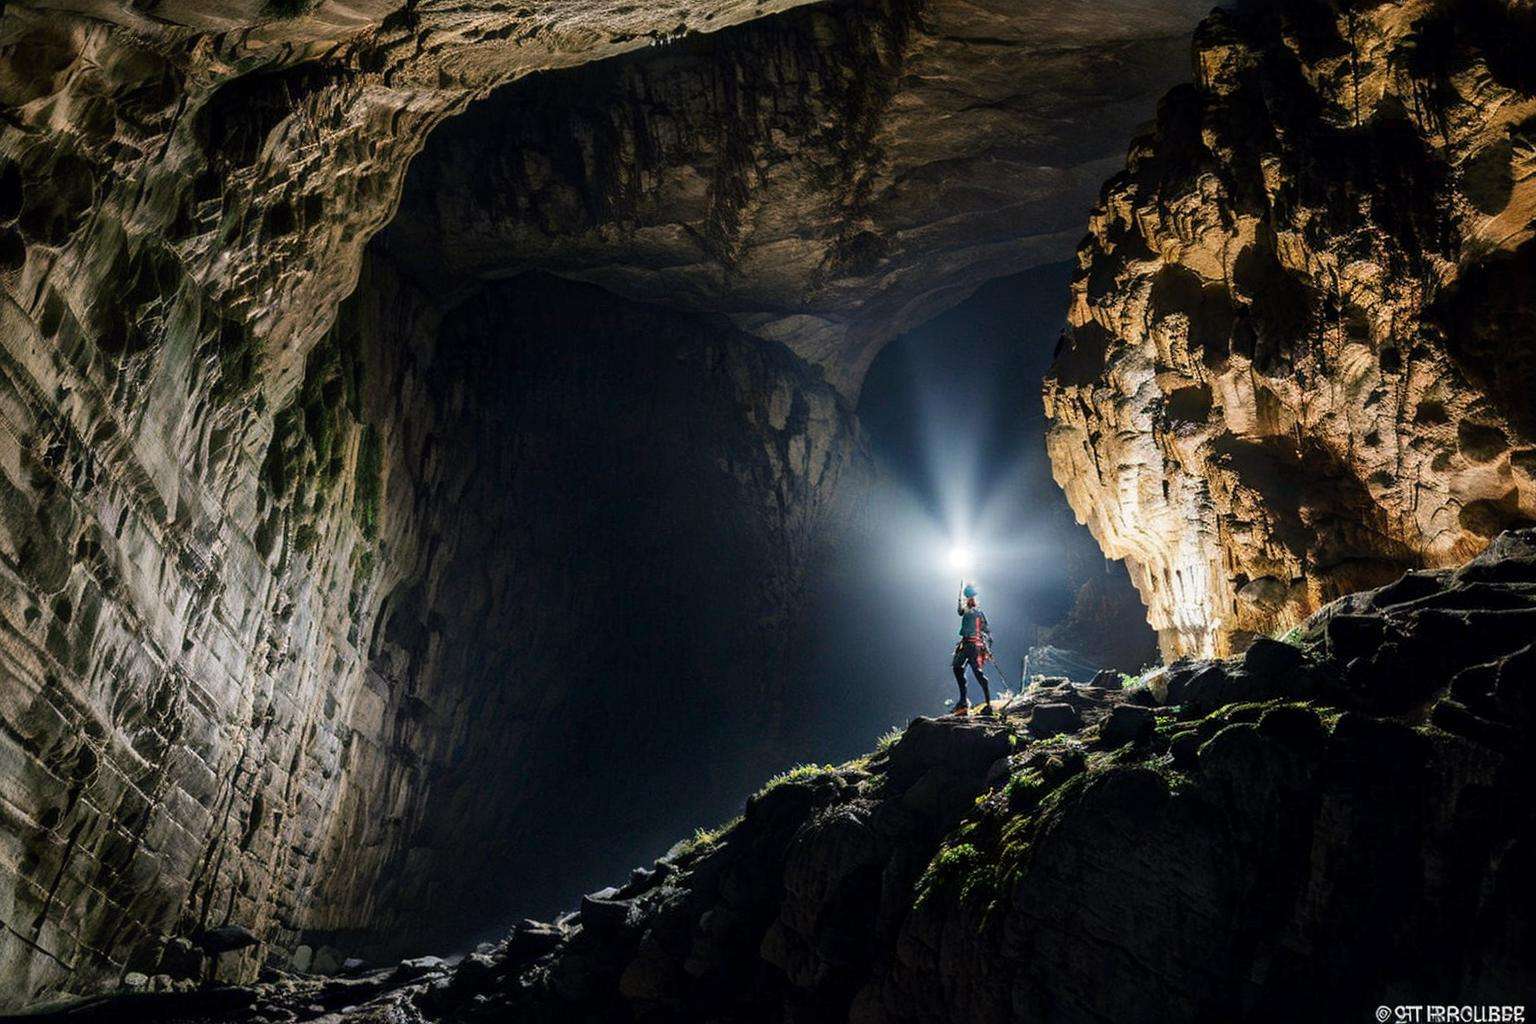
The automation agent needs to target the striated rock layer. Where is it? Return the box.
[42,528,1536,1023]
[1044,0,1536,658]
[0,220,871,1006]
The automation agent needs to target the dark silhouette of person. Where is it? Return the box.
[952,582,994,716]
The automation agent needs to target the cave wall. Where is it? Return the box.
[1044,0,1536,658]
[295,261,871,958]
[0,0,1205,1008]
[0,233,870,1006]
[0,0,824,1007]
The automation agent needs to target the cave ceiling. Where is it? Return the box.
[380,0,1211,396]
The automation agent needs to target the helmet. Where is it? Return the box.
[962,584,978,598]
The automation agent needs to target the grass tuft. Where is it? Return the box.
[755,763,836,798]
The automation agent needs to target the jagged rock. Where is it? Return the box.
[1045,0,1536,659]
[505,922,564,961]
[884,717,1013,789]
[195,926,261,956]
[578,892,638,937]
[1089,669,1124,691]
[1098,704,1154,748]
[309,948,345,976]
[157,938,202,980]
[1027,702,1084,738]
[391,956,448,982]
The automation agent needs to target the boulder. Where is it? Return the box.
[1168,730,1201,772]
[1099,705,1154,748]
[1028,703,1084,738]
[506,920,564,959]
[195,925,260,955]
[158,936,203,979]
[884,717,1013,789]
[393,956,449,982]
[578,892,637,936]
[1242,636,1305,679]
[310,947,344,975]
[1090,669,1124,690]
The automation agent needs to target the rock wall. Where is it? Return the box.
[0,0,829,1007]
[0,227,870,1007]
[1044,0,1536,657]
[297,260,872,960]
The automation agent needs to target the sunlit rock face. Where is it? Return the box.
[380,0,1208,395]
[1044,0,1536,658]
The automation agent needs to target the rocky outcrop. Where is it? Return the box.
[37,528,1536,1023]
[1044,0,1536,658]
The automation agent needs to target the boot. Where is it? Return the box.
[950,701,970,716]
[978,702,995,718]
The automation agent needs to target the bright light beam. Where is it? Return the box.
[947,543,975,576]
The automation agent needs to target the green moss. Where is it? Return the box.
[354,425,382,540]
[915,842,997,910]
[1003,768,1047,811]
[874,726,904,754]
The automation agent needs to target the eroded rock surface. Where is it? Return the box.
[1044,0,1536,657]
[0,0,836,1007]
[38,529,1535,1023]
[0,236,871,1008]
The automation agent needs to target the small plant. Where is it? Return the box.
[915,842,996,909]
[755,763,835,799]
[1003,768,1046,809]
[673,814,742,859]
[874,726,904,753]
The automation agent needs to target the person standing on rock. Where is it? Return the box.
[952,582,994,717]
